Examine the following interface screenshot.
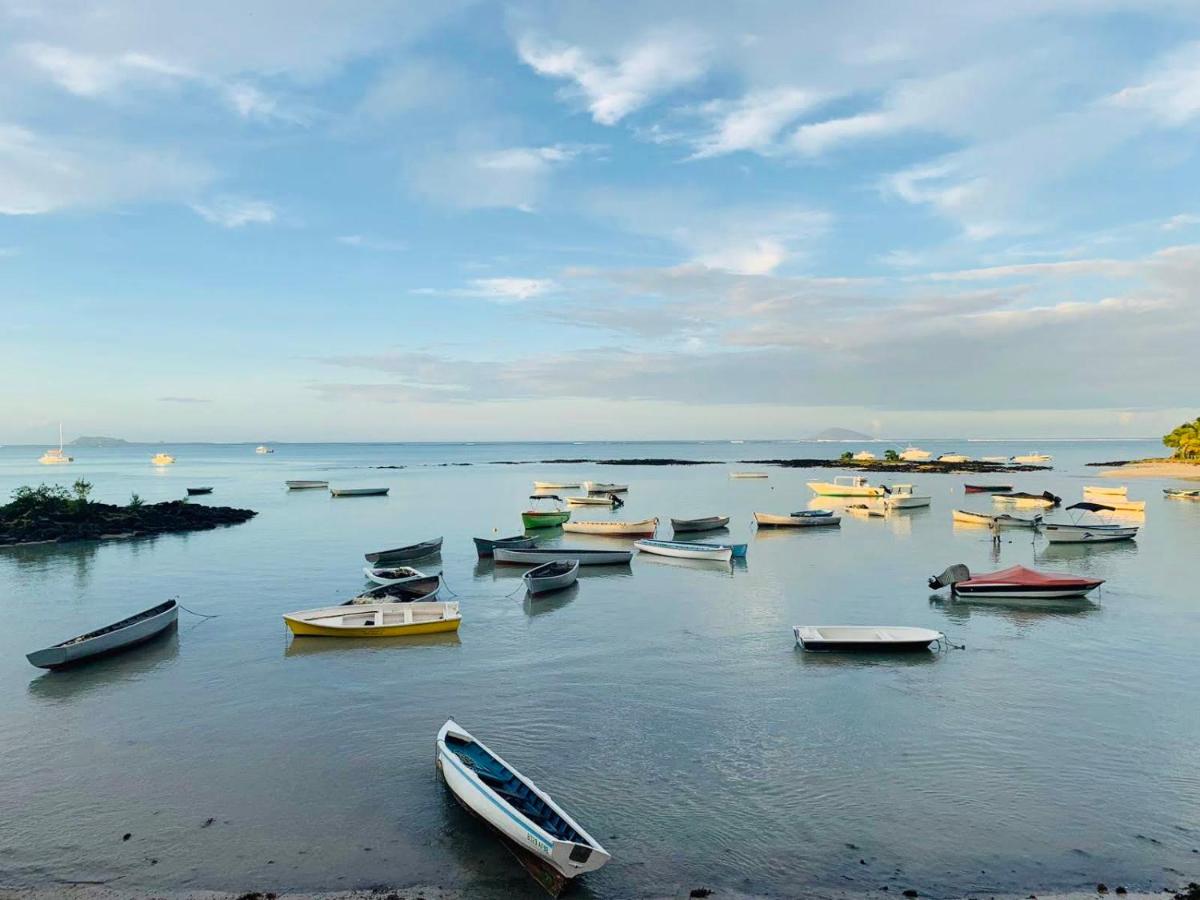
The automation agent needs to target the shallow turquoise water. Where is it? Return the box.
[1,440,1197,898]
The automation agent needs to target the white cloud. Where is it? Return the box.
[465,277,557,301]
[409,143,593,211]
[189,196,277,228]
[1162,213,1200,231]
[1109,41,1200,126]
[337,234,407,251]
[688,88,825,158]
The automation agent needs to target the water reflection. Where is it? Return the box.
[635,554,734,578]
[929,594,1100,626]
[284,631,462,657]
[792,645,943,668]
[27,627,180,702]
[522,582,578,617]
[1,539,100,590]
[1036,541,1140,563]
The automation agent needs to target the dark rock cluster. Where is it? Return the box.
[0,497,257,546]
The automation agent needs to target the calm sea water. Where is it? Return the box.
[1,440,1197,898]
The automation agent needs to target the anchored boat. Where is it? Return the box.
[523,560,580,595]
[1042,502,1139,543]
[331,487,389,497]
[186,487,213,496]
[929,564,1102,600]
[993,491,1062,508]
[284,602,460,637]
[793,625,944,653]
[473,534,537,557]
[566,495,621,507]
[365,537,443,565]
[562,518,657,536]
[899,447,932,461]
[522,495,571,529]
[806,476,883,497]
[362,565,427,586]
[755,512,841,527]
[151,452,175,466]
[952,509,1043,528]
[1013,452,1052,463]
[581,481,628,494]
[670,515,730,533]
[533,481,580,489]
[882,484,930,509]
[1164,488,1200,500]
[495,547,632,566]
[634,539,732,562]
[964,484,1013,493]
[729,472,768,479]
[27,600,178,669]
[1083,485,1127,497]
[286,480,329,490]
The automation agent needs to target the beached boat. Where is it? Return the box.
[345,576,441,604]
[806,476,884,497]
[993,491,1062,508]
[964,484,1013,493]
[882,484,930,509]
[1041,502,1139,544]
[331,487,389,497]
[523,560,580,595]
[566,495,619,507]
[255,445,274,454]
[899,447,931,461]
[729,472,768,479]
[286,480,329,490]
[284,602,460,637]
[39,424,73,465]
[436,720,611,888]
[533,481,580,490]
[928,564,1102,600]
[852,450,876,461]
[936,452,971,463]
[634,539,732,562]
[151,452,175,466]
[670,515,730,533]
[1164,488,1200,500]
[494,547,632,566]
[1083,485,1127,497]
[580,481,628,494]
[793,625,944,653]
[186,487,213,496]
[952,509,1043,528]
[365,537,442,565]
[562,518,658,537]
[473,534,537,557]
[755,512,842,527]
[522,495,571,529]
[362,565,426,585]
[27,600,178,669]
[1013,452,1052,463]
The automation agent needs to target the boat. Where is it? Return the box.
[562,518,658,536]
[928,563,1102,600]
[362,565,426,585]
[1164,488,1200,500]
[523,560,580,595]
[533,481,580,489]
[687,541,748,559]
[27,600,178,669]
[993,491,1061,508]
[852,450,876,461]
[789,509,835,517]
[345,576,442,603]
[1013,452,1052,463]
[899,447,931,461]
[980,455,1012,463]
[255,445,274,454]
[882,484,930,509]
[566,495,620,507]
[634,539,732,562]
[1084,496,1144,512]
[729,472,768,479]
[436,720,611,889]
[670,515,730,533]
[151,452,175,466]
[522,495,571,529]
[964,484,1013,493]
[494,547,632,566]
[793,625,944,653]
[951,509,1043,528]
[331,487,389,497]
[754,512,842,527]
[473,534,537,557]
[846,502,885,518]
[936,452,971,463]
[806,476,884,497]
[186,486,214,496]
[284,601,460,637]
[1041,502,1139,543]
[365,537,443,565]
[580,481,628,494]
[286,480,329,490]
[1083,485,1127,497]
[39,424,73,465]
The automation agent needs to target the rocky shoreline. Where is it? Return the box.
[0,498,257,547]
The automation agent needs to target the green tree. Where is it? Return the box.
[839,450,853,462]
[128,493,144,509]
[884,449,900,462]
[1164,417,1200,460]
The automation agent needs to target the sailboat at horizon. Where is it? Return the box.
[39,424,73,465]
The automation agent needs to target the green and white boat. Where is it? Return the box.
[521,495,571,529]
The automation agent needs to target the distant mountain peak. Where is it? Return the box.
[809,427,876,441]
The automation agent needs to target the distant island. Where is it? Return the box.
[68,435,131,447]
[809,427,876,441]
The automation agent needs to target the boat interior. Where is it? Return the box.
[60,600,176,647]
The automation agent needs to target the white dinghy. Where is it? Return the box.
[793,625,945,653]
[634,539,733,562]
[27,600,178,669]
[754,512,841,527]
[562,518,657,536]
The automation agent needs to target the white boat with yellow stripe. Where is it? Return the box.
[283,601,460,637]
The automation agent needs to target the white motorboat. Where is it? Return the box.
[793,625,944,652]
[936,452,971,463]
[255,445,274,454]
[1042,502,1139,543]
[806,476,883,497]
[580,481,628,493]
[852,450,876,461]
[566,495,619,507]
[634,539,732,562]
[533,481,580,489]
[883,484,930,509]
[1013,452,1052,463]
[899,447,931,461]
[151,452,175,466]
[929,563,1102,600]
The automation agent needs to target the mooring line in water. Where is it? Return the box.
[177,601,219,618]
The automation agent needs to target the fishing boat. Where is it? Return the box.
[345,576,442,604]
[362,565,426,585]
[287,480,329,490]
[27,600,178,669]
[1164,488,1200,500]
[1083,485,1127,497]
[754,512,842,527]
[473,535,537,557]
[365,537,443,565]
[562,518,658,537]
[793,625,944,653]
[39,424,73,464]
[964,484,1013,493]
[852,450,876,461]
[993,491,1062,508]
[284,601,460,637]
[1042,502,1139,544]
[331,487,389,497]
[255,445,274,454]
[634,539,732,562]
[566,495,619,507]
[523,560,580,595]
[151,452,175,466]
[494,547,632,566]
[580,481,628,494]
[729,472,768,479]
[882,484,930,509]
[899,447,931,461]
[1013,452,1052,463]
[936,452,971,463]
[951,509,1043,528]
[670,515,730,533]
[186,487,213,496]
[436,720,611,889]
[928,564,1102,600]
[806,475,884,497]
[522,495,571,529]
[533,481,580,489]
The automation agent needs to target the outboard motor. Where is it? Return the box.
[928,563,971,590]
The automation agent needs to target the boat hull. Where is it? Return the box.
[365,538,443,565]
[884,495,930,509]
[566,496,616,507]
[495,548,632,566]
[670,516,730,532]
[580,482,628,493]
[533,481,580,489]
[562,519,657,536]
[755,512,842,527]
[634,539,732,561]
[964,484,1012,493]
[806,482,884,497]
[523,561,580,594]
[1043,524,1138,543]
[522,511,571,529]
[473,535,537,557]
[284,602,460,637]
[331,488,389,497]
[186,487,213,496]
[27,600,179,669]
[793,625,942,653]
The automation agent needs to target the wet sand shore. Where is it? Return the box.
[1099,460,1200,480]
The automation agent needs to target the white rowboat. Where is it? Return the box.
[287,480,329,489]
[494,547,632,566]
[561,518,657,536]
[566,495,617,507]
[331,487,389,497]
[580,481,628,493]
[634,539,732,561]
[729,472,768,479]
[362,566,426,586]
[523,560,580,595]
[793,625,944,653]
[27,600,178,669]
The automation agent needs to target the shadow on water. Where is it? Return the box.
[635,553,735,577]
[791,645,943,668]
[27,626,181,702]
[929,594,1100,626]
[522,582,578,617]
[283,631,462,658]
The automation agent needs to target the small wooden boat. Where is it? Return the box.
[27,600,178,669]
[952,509,1043,528]
[1013,452,1052,463]
[284,601,460,636]
[754,512,841,527]
[523,495,571,529]
[964,484,1013,493]
[1164,488,1200,500]
[882,484,930,509]
[899,447,931,461]
[287,480,329,490]
[993,491,1061,508]
[729,472,768,479]
[566,495,618,507]
[151,452,175,466]
[793,625,944,653]
[929,564,1102,600]
[473,534,537,557]
[345,576,442,604]
[1083,485,1127,497]
[436,720,610,889]
[362,565,426,585]
[580,481,628,493]
[562,518,658,536]
[669,515,730,533]
[494,547,632,566]
[806,476,883,497]
[365,537,443,565]
[1042,502,1139,543]
[523,560,580,595]
[533,481,580,489]
[186,487,213,496]
[331,487,389,497]
[634,539,732,562]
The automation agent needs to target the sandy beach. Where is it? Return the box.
[1100,461,1200,480]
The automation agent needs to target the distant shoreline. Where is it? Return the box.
[1096,459,1200,480]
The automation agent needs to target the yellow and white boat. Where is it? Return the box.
[39,424,73,464]
[283,601,460,637]
[806,475,884,497]
[151,452,175,466]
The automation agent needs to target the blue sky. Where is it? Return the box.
[2,1,1199,442]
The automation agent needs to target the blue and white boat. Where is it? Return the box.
[436,720,610,889]
[634,539,732,562]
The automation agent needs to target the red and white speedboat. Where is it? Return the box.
[929,564,1103,601]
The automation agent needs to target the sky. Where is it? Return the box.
[2,0,1199,443]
